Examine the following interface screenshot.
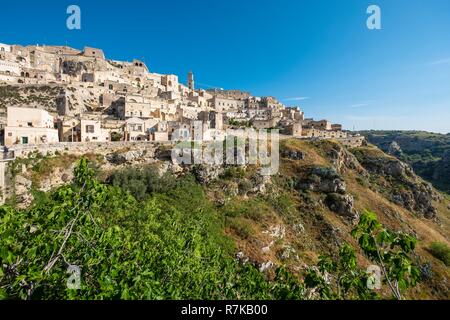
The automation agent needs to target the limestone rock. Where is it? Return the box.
[191,164,224,185]
[296,167,346,194]
[388,141,403,155]
[325,193,358,220]
[259,261,274,272]
[263,225,286,239]
[15,175,33,209]
[327,143,367,175]
[106,150,144,164]
[281,149,306,161]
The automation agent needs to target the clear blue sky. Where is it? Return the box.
[1,0,449,133]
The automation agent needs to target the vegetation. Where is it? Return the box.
[0,159,305,300]
[227,119,252,128]
[359,130,450,193]
[305,210,420,300]
[0,158,425,300]
[110,132,123,142]
[428,242,450,266]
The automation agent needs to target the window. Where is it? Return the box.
[27,122,32,127]
[8,132,12,137]
[86,125,95,133]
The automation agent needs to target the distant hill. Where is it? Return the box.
[357,131,450,194]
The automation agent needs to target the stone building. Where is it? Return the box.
[82,47,105,60]
[188,71,194,90]
[80,119,110,142]
[4,107,59,146]
[0,41,351,147]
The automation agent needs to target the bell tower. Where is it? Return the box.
[188,71,194,91]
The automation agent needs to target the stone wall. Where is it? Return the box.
[10,141,175,158]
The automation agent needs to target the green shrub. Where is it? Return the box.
[110,132,123,142]
[428,242,450,266]
[226,217,253,239]
[238,180,253,195]
[108,165,176,200]
[221,166,246,180]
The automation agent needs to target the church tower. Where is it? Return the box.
[188,71,195,91]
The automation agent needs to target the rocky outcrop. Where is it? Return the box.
[356,154,414,180]
[62,60,89,76]
[192,164,224,185]
[281,149,306,161]
[353,148,442,219]
[14,175,33,209]
[106,150,145,165]
[388,141,403,156]
[325,193,358,220]
[326,143,367,175]
[296,167,346,194]
[391,182,439,219]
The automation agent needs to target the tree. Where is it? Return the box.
[351,210,420,300]
[304,244,377,300]
[305,210,420,300]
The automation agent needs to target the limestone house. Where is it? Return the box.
[58,117,81,142]
[302,128,348,139]
[82,47,105,60]
[4,107,59,147]
[0,60,21,76]
[149,121,169,142]
[123,117,159,141]
[209,96,246,112]
[282,122,302,137]
[161,74,179,92]
[118,95,155,119]
[0,43,12,53]
[80,119,110,142]
[124,117,147,141]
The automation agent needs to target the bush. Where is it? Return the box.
[238,180,253,195]
[428,242,450,266]
[221,166,246,180]
[109,165,176,200]
[111,132,123,142]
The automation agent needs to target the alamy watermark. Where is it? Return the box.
[171,125,280,176]
[367,5,382,30]
[66,265,81,290]
[66,5,81,30]
[366,265,382,290]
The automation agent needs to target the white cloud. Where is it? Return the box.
[349,103,368,108]
[348,100,374,108]
[428,58,450,66]
[283,96,310,102]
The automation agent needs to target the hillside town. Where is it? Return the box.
[0,42,364,149]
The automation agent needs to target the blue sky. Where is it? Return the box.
[1,0,449,133]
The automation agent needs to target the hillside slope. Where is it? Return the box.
[1,139,449,299]
[358,131,450,194]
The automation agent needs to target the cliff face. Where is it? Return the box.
[359,131,450,194]
[5,139,450,299]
